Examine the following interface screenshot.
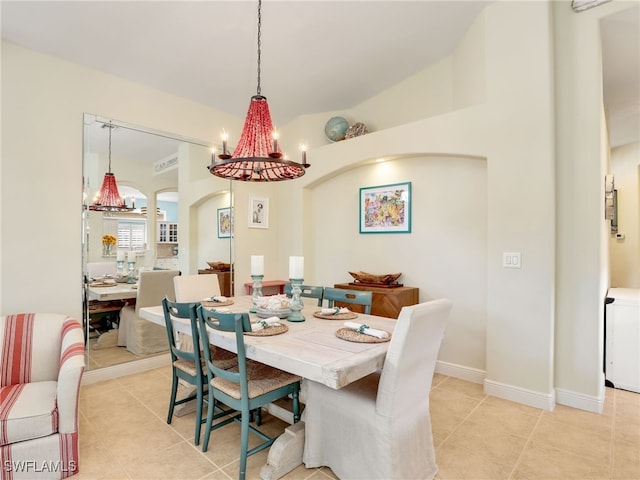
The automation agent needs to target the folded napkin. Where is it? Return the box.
[343,321,389,339]
[251,316,281,332]
[321,307,350,315]
[202,295,228,303]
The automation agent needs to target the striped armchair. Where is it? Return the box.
[0,313,85,479]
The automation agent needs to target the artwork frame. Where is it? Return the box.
[217,207,233,238]
[359,182,411,234]
[248,196,269,229]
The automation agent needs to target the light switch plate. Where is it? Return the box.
[503,252,522,269]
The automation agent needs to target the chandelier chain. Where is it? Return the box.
[108,122,113,173]
[256,0,262,96]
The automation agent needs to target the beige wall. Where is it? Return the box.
[609,142,640,288]
[1,41,241,318]
[2,0,630,412]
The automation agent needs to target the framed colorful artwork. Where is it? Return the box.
[359,182,411,234]
[217,207,233,238]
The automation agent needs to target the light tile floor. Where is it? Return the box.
[77,368,639,480]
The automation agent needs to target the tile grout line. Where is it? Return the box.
[435,387,490,449]
[506,407,544,480]
[113,374,231,479]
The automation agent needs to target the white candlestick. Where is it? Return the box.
[221,130,228,155]
[289,256,304,279]
[117,250,125,262]
[128,251,136,263]
[251,255,264,276]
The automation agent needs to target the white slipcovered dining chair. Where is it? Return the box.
[174,274,220,302]
[173,274,237,359]
[302,298,452,480]
[118,269,179,355]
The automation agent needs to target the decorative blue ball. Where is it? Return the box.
[324,116,350,142]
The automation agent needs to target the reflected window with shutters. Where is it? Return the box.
[117,220,147,252]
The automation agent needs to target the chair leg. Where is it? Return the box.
[194,382,203,445]
[167,371,179,424]
[255,408,263,426]
[292,388,300,423]
[239,408,250,480]
[201,385,214,453]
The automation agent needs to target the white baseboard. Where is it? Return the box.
[484,378,555,411]
[555,372,606,413]
[435,360,486,384]
[82,353,171,385]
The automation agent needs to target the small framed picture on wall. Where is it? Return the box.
[217,207,233,238]
[248,196,269,229]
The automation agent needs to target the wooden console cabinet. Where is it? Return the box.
[333,283,419,319]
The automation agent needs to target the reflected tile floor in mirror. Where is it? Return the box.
[87,335,164,370]
[77,370,639,479]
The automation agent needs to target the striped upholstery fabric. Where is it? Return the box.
[0,314,84,479]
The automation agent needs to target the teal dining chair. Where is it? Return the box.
[284,284,325,306]
[161,298,237,446]
[323,287,373,314]
[196,306,302,480]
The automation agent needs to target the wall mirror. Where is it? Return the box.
[82,113,233,371]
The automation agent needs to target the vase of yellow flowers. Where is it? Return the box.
[102,234,117,257]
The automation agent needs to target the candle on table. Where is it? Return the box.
[251,255,264,276]
[289,256,304,279]
[128,251,136,263]
[117,250,125,262]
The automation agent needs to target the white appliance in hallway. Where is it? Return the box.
[605,288,640,393]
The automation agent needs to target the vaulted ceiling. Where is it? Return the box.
[2,1,638,147]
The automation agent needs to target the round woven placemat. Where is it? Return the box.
[245,324,289,336]
[201,299,234,307]
[313,310,358,320]
[335,327,391,343]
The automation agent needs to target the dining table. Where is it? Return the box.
[139,294,397,480]
[86,281,138,302]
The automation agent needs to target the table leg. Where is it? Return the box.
[259,421,305,480]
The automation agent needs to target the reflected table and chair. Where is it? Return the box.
[139,294,398,479]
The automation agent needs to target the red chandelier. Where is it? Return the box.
[208,0,310,182]
[89,123,133,212]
